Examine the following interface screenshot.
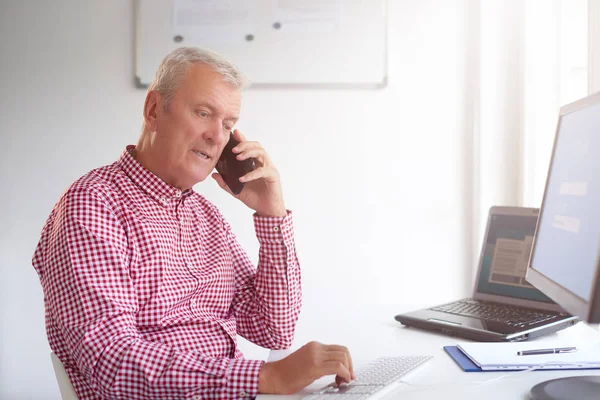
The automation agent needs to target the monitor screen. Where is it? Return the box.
[528,101,600,303]
[476,213,553,303]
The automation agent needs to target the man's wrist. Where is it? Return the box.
[258,361,278,393]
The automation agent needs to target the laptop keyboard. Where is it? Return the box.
[430,299,559,327]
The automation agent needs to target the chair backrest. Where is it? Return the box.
[50,352,79,400]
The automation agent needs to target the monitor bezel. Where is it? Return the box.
[525,91,600,323]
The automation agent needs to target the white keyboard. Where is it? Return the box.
[302,355,433,400]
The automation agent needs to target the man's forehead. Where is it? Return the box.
[184,63,239,90]
[178,70,241,113]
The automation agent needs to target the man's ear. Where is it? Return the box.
[143,90,160,132]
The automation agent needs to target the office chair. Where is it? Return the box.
[50,352,79,400]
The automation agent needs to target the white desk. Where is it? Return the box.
[255,303,600,399]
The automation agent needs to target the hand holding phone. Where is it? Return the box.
[215,132,255,195]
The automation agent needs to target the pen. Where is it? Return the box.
[517,346,578,356]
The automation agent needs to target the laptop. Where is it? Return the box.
[395,206,579,342]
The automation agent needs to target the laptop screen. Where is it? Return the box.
[475,213,553,303]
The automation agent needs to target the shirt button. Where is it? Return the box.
[160,197,168,204]
[272,226,280,232]
[191,300,196,307]
[174,190,181,197]
[193,396,201,400]
[240,391,248,397]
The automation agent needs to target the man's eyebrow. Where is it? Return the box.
[193,102,215,111]
[194,102,238,123]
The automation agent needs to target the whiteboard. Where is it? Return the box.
[135,0,387,88]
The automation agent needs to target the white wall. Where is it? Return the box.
[591,0,600,93]
[0,1,473,398]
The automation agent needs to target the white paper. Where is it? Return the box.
[172,0,256,44]
[271,0,342,33]
[457,341,600,370]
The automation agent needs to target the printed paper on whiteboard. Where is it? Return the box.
[172,0,256,45]
[272,0,342,33]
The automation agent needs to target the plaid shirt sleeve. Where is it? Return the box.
[227,211,302,349]
[35,186,263,400]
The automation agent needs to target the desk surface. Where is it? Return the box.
[254,303,600,399]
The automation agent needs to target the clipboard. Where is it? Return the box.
[444,346,600,372]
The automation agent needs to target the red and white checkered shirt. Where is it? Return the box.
[32,146,302,400]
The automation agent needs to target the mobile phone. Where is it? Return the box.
[215,132,255,195]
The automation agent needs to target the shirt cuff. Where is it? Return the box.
[254,210,294,244]
[224,358,264,399]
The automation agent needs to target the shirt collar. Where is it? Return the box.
[117,145,193,207]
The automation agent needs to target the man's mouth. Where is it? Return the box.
[192,150,210,160]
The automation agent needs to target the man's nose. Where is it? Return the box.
[203,120,226,145]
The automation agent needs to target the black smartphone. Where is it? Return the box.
[215,132,255,195]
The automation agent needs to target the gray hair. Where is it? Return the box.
[148,47,249,110]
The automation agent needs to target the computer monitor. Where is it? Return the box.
[526,92,600,322]
[525,91,600,399]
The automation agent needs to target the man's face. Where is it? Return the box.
[151,63,241,190]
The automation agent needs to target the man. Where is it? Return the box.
[33,47,353,399]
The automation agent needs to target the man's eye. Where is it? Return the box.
[224,125,232,132]
[197,111,209,117]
